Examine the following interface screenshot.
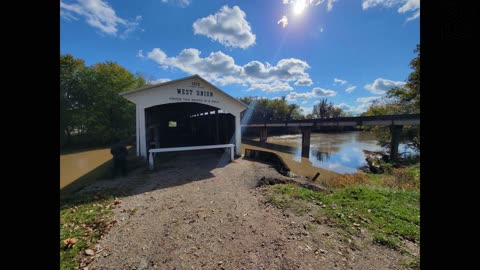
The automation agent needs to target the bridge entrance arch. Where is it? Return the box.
[120,75,247,160]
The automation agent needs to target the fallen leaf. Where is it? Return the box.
[63,238,77,248]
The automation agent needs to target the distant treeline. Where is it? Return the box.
[239,96,349,123]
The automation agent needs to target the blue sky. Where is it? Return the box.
[60,0,419,115]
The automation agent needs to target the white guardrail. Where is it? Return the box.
[148,144,235,170]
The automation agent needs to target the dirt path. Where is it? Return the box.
[84,152,412,270]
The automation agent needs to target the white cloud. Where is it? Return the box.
[338,96,384,115]
[60,0,142,37]
[283,0,337,12]
[337,103,351,110]
[193,6,256,49]
[356,96,381,103]
[136,49,145,58]
[334,78,347,85]
[147,48,167,63]
[327,0,338,11]
[364,78,405,94]
[361,0,420,22]
[280,0,336,28]
[145,47,312,89]
[149,78,171,84]
[362,0,401,9]
[286,87,336,102]
[406,10,420,22]
[160,0,191,7]
[339,103,369,115]
[398,0,419,13]
[300,106,313,115]
[60,9,78,21]
[345,85,356,93]
[277,16,288,28]
[294,78,313,86]
[353,96,382,114]
[247,81,293,92]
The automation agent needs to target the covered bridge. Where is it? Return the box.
[120,74,248,160]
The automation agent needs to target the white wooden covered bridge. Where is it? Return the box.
[120,75,248,168]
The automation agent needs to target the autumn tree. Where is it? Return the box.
[60,54,148,148]
[362,44,420,153]
[312,98,345,119]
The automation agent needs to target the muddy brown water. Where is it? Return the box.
[60,146,132,189]
[60,148,113,189]
[60,132,396,189]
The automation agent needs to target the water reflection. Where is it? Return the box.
[243,132,391,174]
[313,150,331,162]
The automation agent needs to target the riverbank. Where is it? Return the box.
[60,151,419,269]
[264,163,420,268]
[241,141,340,181]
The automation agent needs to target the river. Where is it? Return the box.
[241,131,412,177]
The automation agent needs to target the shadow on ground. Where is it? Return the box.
[60,148,235,208]
[242,138,299,156]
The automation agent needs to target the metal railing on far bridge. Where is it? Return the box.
[241,114,420,128]
[241,114,420,161]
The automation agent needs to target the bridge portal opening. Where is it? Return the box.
[145,102,235,150]
[120,74,247,159]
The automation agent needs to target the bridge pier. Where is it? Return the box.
[259,127,268,142]
[389,125,403,162]
[301,126,311,158]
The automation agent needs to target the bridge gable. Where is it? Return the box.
[120,75,247,114]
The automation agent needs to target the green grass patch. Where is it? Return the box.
[60,191,123,270]
[401,257,420,270]
[266,182,419,250]
[60,146,144,269]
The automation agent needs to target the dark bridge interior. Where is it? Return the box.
[145,102,234,149]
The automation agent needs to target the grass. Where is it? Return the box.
[60,192,116,269]
[60,145,147,269]
[265,164,420,250]
[321,163,420,190]
[401,257,420,270]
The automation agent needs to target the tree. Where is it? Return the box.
[331,107,345,118]
[362,44,420,153]
[287,103,303,120]
[60,54,148,148]
[312,98,345,119]
[238,96,305,123]
[60,54,87,146]
[387,44,420,113]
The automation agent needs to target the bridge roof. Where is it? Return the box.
[120,74,248,110]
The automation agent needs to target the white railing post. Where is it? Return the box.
[148,144,235,170]
[149,151,154,170]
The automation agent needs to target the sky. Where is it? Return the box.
[60,0,419,116]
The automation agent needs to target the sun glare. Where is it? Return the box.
[293,0,307,15]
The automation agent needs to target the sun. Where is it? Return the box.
[293,0,307,16]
